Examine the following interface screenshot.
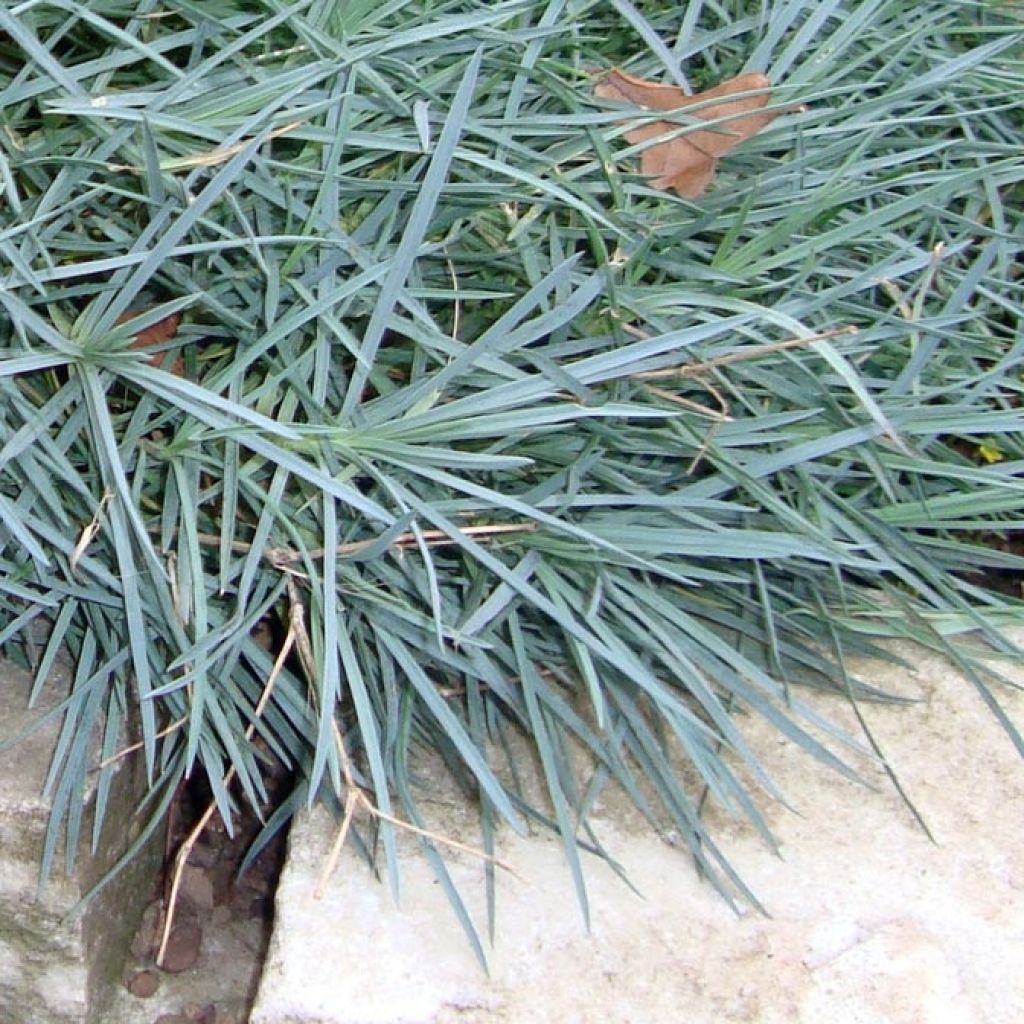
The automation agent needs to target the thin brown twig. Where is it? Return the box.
[190,520,538,567]
[881,243,945,327]
[686,420,724,476]
[155,617,292,967]
[632,325,858,381]
[879,279,913,320]
[156,562,522,944]
[156,791,222,968]
[313,721,522,898]
[640,383,732,421]
[99,716,188,769]
[362,803,523,880]
[273,587,522,896]
[285,577,317,682]
[109,119,304,173]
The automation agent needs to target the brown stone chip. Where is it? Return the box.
[126,968,161,998]
[159,921,203,973]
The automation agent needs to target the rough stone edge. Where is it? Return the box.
[250,630,1024,1024]
[0,657,165,1022]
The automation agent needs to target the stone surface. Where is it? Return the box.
[104,786,283,1024]
[103,886,267,1024]
[126,968,161,998]
[251,631,1024,1024]
[0,657,163,1024]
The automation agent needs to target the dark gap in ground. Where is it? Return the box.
[122,760,293,1024]
[961,530,1024,600]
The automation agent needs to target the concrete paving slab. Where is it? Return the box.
[0,658,163,1024]
[251,631,1024,1024]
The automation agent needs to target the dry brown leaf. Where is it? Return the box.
[116,309,184,375]
[595,69,786,198]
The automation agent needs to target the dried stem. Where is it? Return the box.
[271,590,523,897]
[190,520,538,568]
[155,612,291,967]
[313,721,522,897]
[70,490,111,575]
[640,383,732,421]
[632,325,858,380]
[99,716,187,769]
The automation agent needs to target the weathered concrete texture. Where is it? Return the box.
[252,631,1024,1024]
[0,658,163,1024]
[101,909,265,1024]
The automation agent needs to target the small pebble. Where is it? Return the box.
[126,969,160,998]
[159,921,203,973]
[181,865,216,911]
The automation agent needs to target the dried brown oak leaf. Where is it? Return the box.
[595,69,785,198]
[116,309,184,376]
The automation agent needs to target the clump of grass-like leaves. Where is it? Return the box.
[1,0,1022,958]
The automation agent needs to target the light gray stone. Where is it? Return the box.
[251,631,1024,1024]
[0,657,163,1024]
